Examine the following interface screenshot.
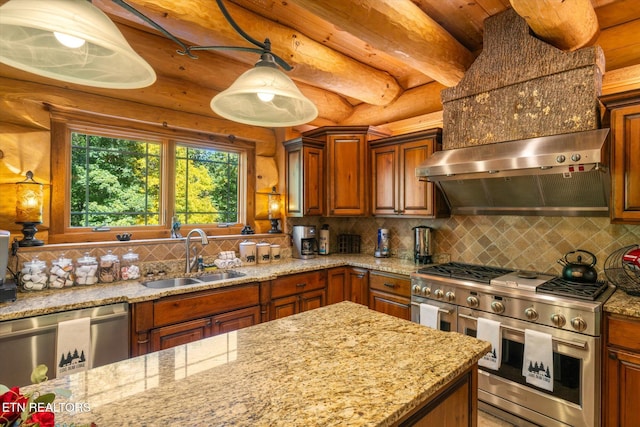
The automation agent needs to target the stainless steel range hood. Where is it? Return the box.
[416,128,610,216]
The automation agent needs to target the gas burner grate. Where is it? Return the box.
[536,277,609,301]
[417,262,514,284]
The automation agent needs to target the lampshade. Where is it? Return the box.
[211,53,318,127]
[0,0,156,89]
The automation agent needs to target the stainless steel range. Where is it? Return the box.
[410,262,615,427]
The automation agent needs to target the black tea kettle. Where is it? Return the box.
[558,249,598,283]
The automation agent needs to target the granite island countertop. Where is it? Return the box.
[0,255,422,321]
[20,301,490,426]
[603,288,640,318]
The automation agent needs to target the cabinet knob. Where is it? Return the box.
[296,283,306,287]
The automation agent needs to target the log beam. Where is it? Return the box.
[94,0,402,106]
[289,0,475,87]
[510,0,600,51]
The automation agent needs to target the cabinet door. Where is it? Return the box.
[400,139,435,216]
[272,295,299,320]
[371,144,398,215]
[304,146,324,216]
[348,268,369,306]
[300,289,326,313]
[150,318,212,352]
[610,102,640,223]
[286,146,304,217]
[369,290,411,320]
[327,134,368,216]
[327,267,348,305]
[212,306,261,335]
[605,349,640,427]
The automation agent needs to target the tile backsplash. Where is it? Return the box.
[289,215,640,276]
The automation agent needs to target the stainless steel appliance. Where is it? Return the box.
[0,230,17,303]
[410,262,615,427]
[0,303,129,387]
[412,226,433,265]
[292,225,317,259]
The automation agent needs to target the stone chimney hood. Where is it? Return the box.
[416,9,610,217]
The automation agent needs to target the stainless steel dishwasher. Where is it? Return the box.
[0,302,129,387]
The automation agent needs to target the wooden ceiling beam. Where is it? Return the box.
[510,0,600,51]
[288,0,475,87]
[94,0,402,107]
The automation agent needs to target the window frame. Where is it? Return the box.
[49,110,255,243]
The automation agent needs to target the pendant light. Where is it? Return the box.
[0,0,156,89]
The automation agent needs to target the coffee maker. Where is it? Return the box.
[292,225,317,259]
[0,230,17,303]
[413,226,433,265]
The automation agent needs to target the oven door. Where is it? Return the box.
[458,307,600,427]
[410,297,457,332]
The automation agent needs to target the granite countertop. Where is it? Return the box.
[0,255,421,321]
[20,301,490,426]
[603,288,640,318]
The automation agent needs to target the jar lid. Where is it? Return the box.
[270,244,280,248]
[77,252,96,263]
[53,254,72,267]
[100,249,119,262]
[25,255,46,268]
[239,240,256,246]
[256,241,270,247]
[122,248,139,261]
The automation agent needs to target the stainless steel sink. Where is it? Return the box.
[142,277,202,288]
[142,271,246,288]
[196,271,246,282]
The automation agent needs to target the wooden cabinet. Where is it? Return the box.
[370,129,447,217]
[604,312,640,427]
[327,266,369,306]
[600,90,640,224]
[304,126,389,216]
[268,270,326,320]
[369,271,411,320]
[131,283,261,355]
[283,137,325,217]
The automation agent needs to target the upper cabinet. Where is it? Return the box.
[301,126,389,217]
[283,137,325,217]
[601,90,640,224]
[369,129,448,218]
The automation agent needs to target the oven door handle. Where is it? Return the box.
[410,302,453,315]
[458,313,588,350]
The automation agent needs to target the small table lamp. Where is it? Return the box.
[267,186,282,234]
[15,171,44,247]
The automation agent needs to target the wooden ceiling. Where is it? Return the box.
[2,0,640,136]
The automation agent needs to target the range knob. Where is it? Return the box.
[412,285,421,294]
[571,153,582,162]
[556,154,566,163]
[571,317,587,332]
[434,289,444,299]
[551,313,566,328]
[524,307,538,321]
[491,301,505,314]
[466,296,479,307]
[421,287,431,296]
[445,291,456,302]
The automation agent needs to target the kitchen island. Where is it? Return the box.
[20,301,490,426]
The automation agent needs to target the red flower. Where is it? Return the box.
[24,410,55,427]
[0,386,28,425]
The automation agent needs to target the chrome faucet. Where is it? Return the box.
[185,229,209,273]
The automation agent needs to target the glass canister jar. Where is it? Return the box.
[49,254,74,289]
[120,249,141,280]
[20,255,48,291]
[75,252,98,285]
[98,250,120,283]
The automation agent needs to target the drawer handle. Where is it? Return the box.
[296,283,306,287]
[383,282,396,288]
[356,274,365,279]
[137,338,149,344]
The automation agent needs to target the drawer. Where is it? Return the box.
[607,314,640,352]
[271,270,326,299]
[369,271,410,298]
[154,283,259,328]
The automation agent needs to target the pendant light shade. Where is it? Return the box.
[0,0,156,89]
[211,53,318,127]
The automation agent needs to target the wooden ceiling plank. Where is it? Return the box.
[509,0,600,51]
[290,0,475,87]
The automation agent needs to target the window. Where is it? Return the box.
[50,112,255,243]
